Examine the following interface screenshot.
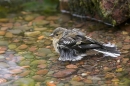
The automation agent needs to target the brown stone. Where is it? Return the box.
[18,44,28,50]
[84,79,93,84]
[53,69,77,78]
[0,31,6,36]
[36,69,48,75]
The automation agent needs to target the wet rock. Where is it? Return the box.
[66,64,78,69]
[53,69,77,78]
[0,55,5,61]
[36,69,48,75]
[0,62,9,68]
[0,18,9,23]
[46,81,56,86]
[24,31,41,37]
[8,44,17,50]
[0,31,6,36]
[0,41,8,46]
[18,44,28,50]
[116,68,123,72]
[28,46,38,52]
[30,60,46,65]
[1,27,8,31]
[105,73,114,79]
[24,15,35,21]
[57,83,64,86]
[38,48,52,55]
[19,70,31,77]
[32,75,44,82]
[34,27,47,31]
[10,69,23,74]
[5,32,13,38]
[38,36,44,40]
[42,32,51,37]
[46,16,59,21]
[13,78,35,86]
[8,29,22,35]
[87,76,101,80]
[44,39,52,46]
[37,64,47,68]
[72,76,82,81]
[34,20,49,26]
[83,79,93,84]
[19,60,31,66]
[23,53,35,59]
[122,45,130,50]
[70,81,84,86]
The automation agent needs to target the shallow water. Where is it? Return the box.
[0,12,130,86]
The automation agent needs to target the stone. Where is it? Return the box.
[34,27,47,31]
[18,44,28,50]
[46,81,56,86]
[37,64,47,68]
[38,48,52,55]
[36,69,48,75]
[30,60,46,65]
[19,60,31,66]
[34,20,49,26]
[0,18,9,23]
[66,64,78,69]
[70,81,84,86]
[32,75,44,82]
[28,46,38,52]
[13,78,35,86]
[24,15,35,21]
[19,70,31,77]
[5,32,13,38]
[0,31,6,36]
[105,73,114,79]
[46,16,59,21]
[42,32,51,37]
[84,79,93,84]
[116,68,123,72]
[24,31,41,37]
[122,45,130,50]
[53,69,77,78]
[8,44,17,50]
[38,36,44,40]
[23,53,35,59]
[8,29,22,35]
[72,76,82,81]
[10,69,23,74]
[44,40,52,46]
[0,62,9,68]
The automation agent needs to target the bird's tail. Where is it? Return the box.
[94,42,120,57]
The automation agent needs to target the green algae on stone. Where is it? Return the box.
[13,78,35,86]
[8,44,17,50]
[23,53,35,59]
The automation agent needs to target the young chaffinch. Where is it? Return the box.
[50,27,120,61]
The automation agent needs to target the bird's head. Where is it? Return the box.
[50,27,67,39]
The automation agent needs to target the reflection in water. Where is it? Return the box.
[0,52,26,86]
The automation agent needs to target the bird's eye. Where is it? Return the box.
[56,34,58,36]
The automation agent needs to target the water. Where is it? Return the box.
[0,12,130,86]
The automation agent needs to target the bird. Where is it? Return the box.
[50,27,120,61]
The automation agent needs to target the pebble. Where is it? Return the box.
[84,79,93,84]
[5,32,13,38]
[122,45,130,50]
[36,69,48,75]
[18,44,28,50]
[0,31,6,36]
[10,69,23,74]
[19,70,31,77]
[32,75,44,82]
[46,81,56,86]
[66,64,78,69]
[13,78,35,86]
[53,69,77,78]
[8,44,17,50]
[0,18,9,23]
[70,81,84,86]
[24,15,35,21]
[24,31,41,37]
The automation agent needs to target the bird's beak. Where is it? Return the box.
[49,33,54,37]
